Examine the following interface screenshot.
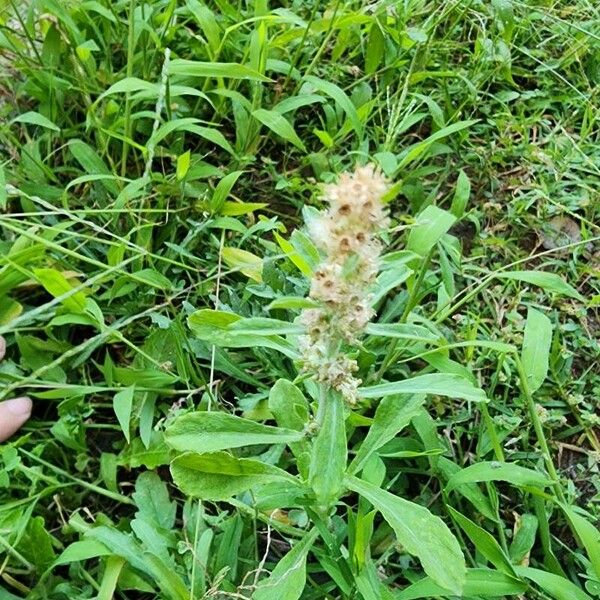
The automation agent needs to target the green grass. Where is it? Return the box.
[1,0,599,598]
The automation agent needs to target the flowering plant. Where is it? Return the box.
[164,163,581,598]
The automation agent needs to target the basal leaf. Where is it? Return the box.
[170,452,299,501]
[346,475,465,595]
[165,411,304,454]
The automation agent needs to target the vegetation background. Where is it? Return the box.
[0,0,599,598]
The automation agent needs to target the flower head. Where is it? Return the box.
[300,164,390,403]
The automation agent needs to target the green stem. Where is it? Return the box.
[515,357,566,503]
[480,402,505,462]
[121,0,136,178]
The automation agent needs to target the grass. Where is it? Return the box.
[0,0,599,598]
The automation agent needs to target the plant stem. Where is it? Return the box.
[121,0,136,178]
[515,356,566,504]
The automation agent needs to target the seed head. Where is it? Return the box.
[300,163,390,403]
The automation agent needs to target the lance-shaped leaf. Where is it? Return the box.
[346,475,465,595]
[521,308,552,393]
[171,452,302,501]
[309,390,347,511]
[360,373,486,403]
[445,461,551,493]
[253,529,319,600]
[165,411,305,454]
[350,394,425,474]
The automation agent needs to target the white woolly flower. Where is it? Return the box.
[300,163,390,404]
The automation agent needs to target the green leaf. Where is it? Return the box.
[497,271,583,300]
[350,394,425,474]
[365,23,385,74]
[149,118,234,154]
[304,75,364,139]
[360,373,486,403]
[436,457,496,522]
[272,94,325,115]
[69,139,119,195]
[253,529,318,600]
[252,108,306,151]
[169,59,270,81]
[32,268,87,314]
[52,539,111,567]
[132,268,173,290]
[170,452,299,501]
[309,390,347,511]
[269,379,310,474]
[97,77,155,101]
[176,150,191,181]
[365,322,438,343]
[451,170,470,218]
[20,516,56,571]
[132,472,176,531]
[187,0,220,54]
[269,379,309,433]
[188,310,299,358]
[445,461,551,493]
[397,568,526,599]
[266,297,319,311]
[142,553,189,600]
[210,170,244,213]
[562,506,600,580]
[521,308,552,393]
[407,205,457,257]
[447,507,515,575]
[86,527,147,575]
[274,231,312,276]
[220,201,267,216]
[398,120,478,170]
[222,247,263,282]
[113,386,134,443]
[371,263,413,304]
[514,566,591,600]
[0,164,6,210]
[165,411,304,454]
[509,513,538,564]
[13,111,60,131]
[85,527,187,600]
[346,475,465,595]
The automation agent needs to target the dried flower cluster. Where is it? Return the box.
[300,164,390,404]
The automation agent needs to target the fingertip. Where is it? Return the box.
[5,396,32,418]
